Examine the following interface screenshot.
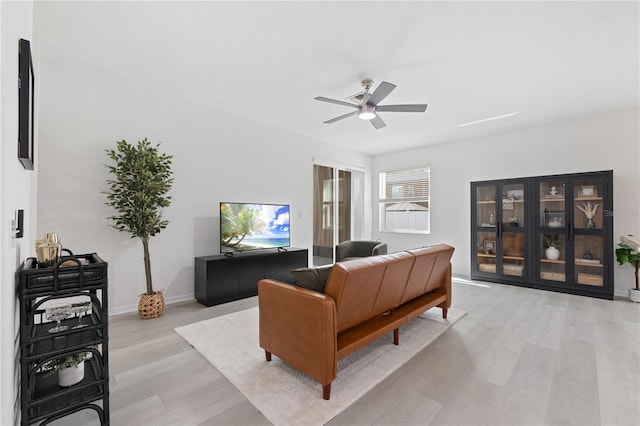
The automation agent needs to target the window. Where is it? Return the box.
[379,167,430,234]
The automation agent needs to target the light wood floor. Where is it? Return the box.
[49,279,639,425]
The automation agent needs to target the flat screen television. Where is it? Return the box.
[220,202,290,254]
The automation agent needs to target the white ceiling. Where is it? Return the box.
[36,1,639,155]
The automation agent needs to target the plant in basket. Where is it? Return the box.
[104,138,174,319]
[615,235,640,302]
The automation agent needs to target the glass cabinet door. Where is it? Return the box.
[500,182,526,277]
[474,181,527,278]
[475,184,497,275]
[572,175,606,287]
[538,178,568,283]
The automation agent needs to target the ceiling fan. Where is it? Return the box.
[314,79,428,129]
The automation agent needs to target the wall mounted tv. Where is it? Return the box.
[220,202,290,254]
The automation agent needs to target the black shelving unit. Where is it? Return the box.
[471,171,613,300]
[18,253,109,425]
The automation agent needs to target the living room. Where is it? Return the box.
[2,1,639,425]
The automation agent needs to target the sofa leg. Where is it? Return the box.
[265,351,272,362]
[442,308,448,319]
[393,328,399,345]
[323,383,331,400]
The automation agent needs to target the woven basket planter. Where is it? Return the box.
[138,290,165,319]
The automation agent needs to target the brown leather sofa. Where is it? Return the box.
[258,244,454,400]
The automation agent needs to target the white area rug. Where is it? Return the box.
[175,306,466,426]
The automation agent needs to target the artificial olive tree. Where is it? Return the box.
[104,138,173,296]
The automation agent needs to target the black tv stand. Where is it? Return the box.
[278,247,288,252]
[195,247,308,306]
[223,252,234,257]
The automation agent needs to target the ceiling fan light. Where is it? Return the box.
[358,105,376,120]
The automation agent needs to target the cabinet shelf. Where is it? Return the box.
[25,323,104,362]
[574,196,603,201]
[575,261,603,268]
[477,200,496,204]
[503,255,524,261]
[28,358,106,422]
[540,259,565,264]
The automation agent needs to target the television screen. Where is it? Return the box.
[220,202,290,254]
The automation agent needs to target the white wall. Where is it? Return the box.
[0,1,36,424]
[373,109,640,297]
[33,35,371,314]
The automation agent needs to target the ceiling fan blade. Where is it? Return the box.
[367,81,396,106]
[376,104,428,113]
[370,114,386,129]
[314,96,359,109]
[324,110,359,124]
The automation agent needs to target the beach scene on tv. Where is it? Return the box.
[220,203,290,253]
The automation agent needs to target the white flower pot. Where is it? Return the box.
[629,288,640,303]
[58,362,85,387]
[545,247,560,260]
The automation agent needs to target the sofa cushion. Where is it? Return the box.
[289,265,332,293]
[316,265,333,287]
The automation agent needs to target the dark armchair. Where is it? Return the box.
[335,240,388,262]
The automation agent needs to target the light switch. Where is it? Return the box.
[16,209,24,238]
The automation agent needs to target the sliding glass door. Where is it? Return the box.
[313,164,364,266]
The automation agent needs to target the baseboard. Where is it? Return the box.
[457,273,629,301]
[108,293,195,316]
[614,288,631,299]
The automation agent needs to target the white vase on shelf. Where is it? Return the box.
[545,247,560,260]
[58,362,85,387]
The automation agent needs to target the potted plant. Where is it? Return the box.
[543,235,561,260]
[104,138,174,319]
[42,350,93,387]
[615,235,640,302]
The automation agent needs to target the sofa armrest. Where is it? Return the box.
[372,242,388,256]
[335,242,351,262]
[258,279,338,386]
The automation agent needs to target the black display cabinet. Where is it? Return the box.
[18,253,109,425]
[471,170,613,300]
